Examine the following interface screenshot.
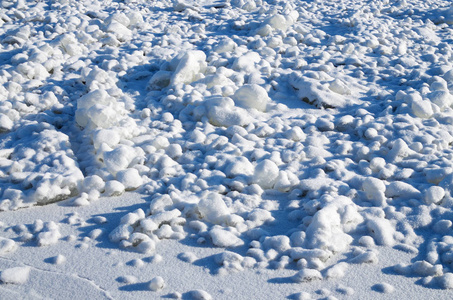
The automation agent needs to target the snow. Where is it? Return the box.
[0,266,30,285]
[2,0,453,299]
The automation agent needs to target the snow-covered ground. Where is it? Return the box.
[2,0,453,298]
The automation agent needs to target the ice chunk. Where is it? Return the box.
[104,180,125,196]
[0,266,30,284]
[266,14,288,31]
[423,186,445,205]
[387,139,414,163]
[262,235,291,253]
[366,217,395,246]
[207,105,251,127]
[291,268,322,283]
[214,38,236,53]
[0,237,17,255]
[362,177,386,206]
[148,71,172,90]
[92,129,120,149]
[148,276,165,291]
[428,91,453,109]
[178,252,198,263]
[209,227,244,247]
[253,159,279,189]
[305,196,363,253]
[215,251,244,267]
[189,289,212,300]
[51,254,67,265]
[81,175,105,193]
[372,283,395,293]
[385,181,421,199]
[225,157,254,178]
[109,224,133,243]
[106,21,132,42]
[439,273,453,289]
[171,50,207,86]
[233,84,269,112]
[329,79,351,95]
[0,113,13,132]
[116,168,143,190]
[103,145,138,175]
[37,222,61,246]
[411,99,433,119]
[325,262,348,279]
[232,52,260,73]
[285,126,306,142]
[198,193,230,224]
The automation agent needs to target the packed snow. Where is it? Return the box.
[2,0,453,298]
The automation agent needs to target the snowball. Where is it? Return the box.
[329,79,351,95]
[51,254,67,265]
[232,52,260,72]
[292,268,323,283]
[148,276,165,291]
[207,106,251,127]
[178,252,198,263]
[117,275,138,284]
[349,251,378,264]
[428,91,453,109]
[411,260,442,277]
[385,181,421,199]
[116,168,143,190]
[171,51,207,86]
[0,266,30,284]
[103,145,137,175]
[253,159,279,189]
[262,235,291,253]
[89,228,104,239]
[166,144,183,159]
[189,289,212,300]
[433,219,452,234]
[136,240,156,254]
[148,71,172,90]
[104,180,125,196]
[92,129,120,149]
[214,38,236,53]
[366,217,395,246]
[362,177,386,206]
[358,236,375,248]
[81,175,105,193]
[423,186,445,205]
[372,283,394,293]
[37,222,61,246]
[325,262,348,279]
[0,237,17,255]
[266,14,288,31]
[109,224,133,243]
[215,251,244,266]
[412,99,433,119]
[225,157,254,178]
[233,84,269,112]
[106,21,132,42]
[198,193,230,224]
[387,138,413,163]
[285,126,306,141]
[0,113,13,132]
[305,196,363,253]
[209,228,244,248]
[439,273,453,289]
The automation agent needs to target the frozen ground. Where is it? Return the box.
[2,0,453,299]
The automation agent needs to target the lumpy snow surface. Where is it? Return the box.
[2,0,453,298]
